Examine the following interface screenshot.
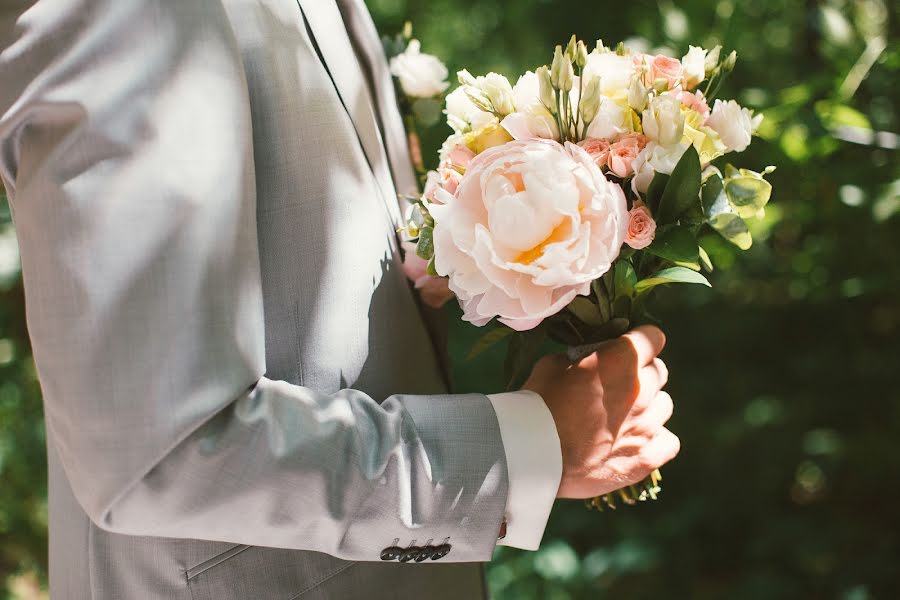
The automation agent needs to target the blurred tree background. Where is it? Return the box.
[1,0,897,598]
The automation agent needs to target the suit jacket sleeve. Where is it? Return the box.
[0,0,508,562]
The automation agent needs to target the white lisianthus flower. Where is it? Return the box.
[479,73,516,116]
[430,139,628,331]
[585,97,630,140]
[389,40,450,98]
[631,141,691,193]
[584,50,637,97]
[500,71,560,140]
[445,87,496,134]
[642,95,686,146]
[707,99,760,153]
[681,46,707,90]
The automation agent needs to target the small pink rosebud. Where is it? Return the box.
[625,202,657,249]
[607,134,649,178]
[401,249,454,309]
[577,138,611,169]
[645,54,683,89]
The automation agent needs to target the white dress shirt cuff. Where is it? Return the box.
[488,390,562,551]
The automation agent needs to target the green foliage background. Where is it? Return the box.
[1,0,898,598]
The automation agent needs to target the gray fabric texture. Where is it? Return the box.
[0,0,508,597]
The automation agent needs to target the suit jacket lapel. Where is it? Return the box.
[295,0,402,227]
[335,0,419,199]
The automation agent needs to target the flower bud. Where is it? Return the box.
[579,76,601,123]
[565,34,577,60]
[575,40,589,68]
[537,65,557,114]
[481,72,515,116]
[559,59,575,92]
[704,45,722,75]
[550,45,564,87]
[627,76,649,112]
[722,50,737,72]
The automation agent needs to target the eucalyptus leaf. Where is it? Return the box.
[645,225,700,264]
[466,327,513,361]
[426,256,438,276]
[415,226,434,259]
[655,145,702,225]
[635,266,711,293]
[702,174,753,250]
[724,167,773,219]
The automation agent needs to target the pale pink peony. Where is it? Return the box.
[677,90,711,123]
[646,54,683,88]
[430,138,628,331]
[607,134,649,178]
[577,138,611,169]
[624,202,657,249]
[401,245,454,308]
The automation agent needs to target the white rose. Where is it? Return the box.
[584,97,629,140]
[631,141,690,193]
[431,139,628,331]
[500,71,560,140]
[389,39,450,98]
[707,99,758,153]
[445,87,496,134]
[681,46,707,90]
[584,50,637,96]
[642,94,685,146]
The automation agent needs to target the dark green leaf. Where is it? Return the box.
[698,245,714,272]
[504,327,548,391]
[466,327,513,361]
[655,146,702,225]
[613,260,638,299]
[568,297,605,326]
[644,172,670,214]
[644,225,700,264]
[634,266,711,293]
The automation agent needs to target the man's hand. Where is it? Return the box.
[522,325,679,499]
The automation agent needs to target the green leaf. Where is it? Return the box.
[467,327,513,361]
[655,145,702,225]
[644,172,670,215]
[568,297,605,326]
[635,266,711,293]
[426,256,438,276]
[504,327,548,391]
[591,278,612,323]
[724,167,773,219]
[702,173,753,250]
[416,226,434,260]
[613,260,637,299]
[644,225,700,264]
[698,245,714,272]
[581,317,631,344]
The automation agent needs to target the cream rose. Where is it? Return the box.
[642,95,686,146]
[500,71,560,140]
[631,141,690,193]
[624,202,657,249]
[584,50,637,96]
[431,139,628,331]
[445,87,496,134]
[389,40,450,98]
[707,99,760,153]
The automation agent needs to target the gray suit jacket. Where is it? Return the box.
[0,0,510,598]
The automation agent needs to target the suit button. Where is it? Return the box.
[399,546,421,563]
[430,543,451,560]
[414,545,435,562]
[380,545,402,561]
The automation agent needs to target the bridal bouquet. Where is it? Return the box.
[394,37,775,509]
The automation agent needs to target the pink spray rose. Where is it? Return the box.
[646,54,684,89]
[607,134,649,178]
[624,202,657,250]
[435,144,475,198]
[430,139,628,331]
[577,138,611,169]
[677,90,711,123]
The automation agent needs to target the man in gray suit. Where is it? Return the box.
[0,0,679,598]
